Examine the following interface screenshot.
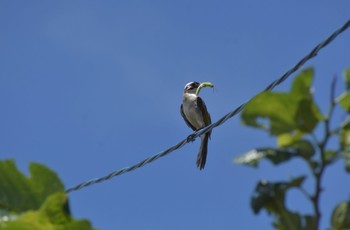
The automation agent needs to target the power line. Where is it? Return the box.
[66,19,350,194]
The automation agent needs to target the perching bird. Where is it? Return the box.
[180,81,212,170]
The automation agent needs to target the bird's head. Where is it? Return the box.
[183,81,200,94]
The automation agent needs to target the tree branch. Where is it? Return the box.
[312,76,337,230]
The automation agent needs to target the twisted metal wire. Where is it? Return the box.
[66,18,350,193]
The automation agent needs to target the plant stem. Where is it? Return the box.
[312,165,325,230]
[311,76,337,230]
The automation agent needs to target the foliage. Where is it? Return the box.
[0,160,95,230]
[235,67,350,230]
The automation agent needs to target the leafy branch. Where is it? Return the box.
[235,67,350,230]
[0,160,95,230]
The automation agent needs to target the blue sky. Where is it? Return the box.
[1,1,350,229]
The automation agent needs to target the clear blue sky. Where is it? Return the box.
[1,1,350,229]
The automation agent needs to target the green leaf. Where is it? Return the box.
[242,68,321,136]
[288,176,306,187]
[308,160,320,172]
[294,98,321,133]
[0,161,95,229]
[235,140,314,168]
[331,200,350,230]
[303,215,316,230]
[290,68,314,100]
[339,124,350,172]
[242,92,299,135]
[344,69,350,91]
[339,69,350,111]
[293,140,315,159]
[336,92,350,111]
[234,148,295,167]
[0,193,94,230]
[251,178,305,214]
[0,160,64,213]
[291,68,323,131]
[273,213,315,230]
[251,179,313,230]
[234,149,264,167]
[277,134,315,159]
[324,150,338,164]
[251,180,284,214]
[277,132,303,147]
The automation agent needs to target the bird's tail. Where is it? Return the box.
[197,133,209,170]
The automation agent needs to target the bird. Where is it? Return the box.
[180,81,212,170]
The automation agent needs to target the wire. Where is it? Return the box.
[65,19,350,194]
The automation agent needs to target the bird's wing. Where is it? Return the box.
[197,97,212,138]
[180,103,197,131]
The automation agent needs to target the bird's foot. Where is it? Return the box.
[186,134,196,143]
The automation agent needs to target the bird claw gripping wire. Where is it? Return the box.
[186,133,196,143]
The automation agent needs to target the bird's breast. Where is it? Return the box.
[182,94,205,129]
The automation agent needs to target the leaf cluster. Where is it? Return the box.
[235,68,350,229]
[0,160,95,230]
